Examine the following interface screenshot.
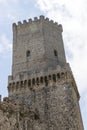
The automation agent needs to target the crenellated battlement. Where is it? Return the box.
[13,15,63,32]
[8,68,80,100]
[8,63,79,99]
[8,64,70,83]
[8,70,68,95]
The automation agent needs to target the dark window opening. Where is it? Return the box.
[40,77,43,83]
[57,73,60,78]
[44,76,47,81]
[32,78,35,85]
[44,76,48,86]
[36,77,39,85]
[49,75,51,80]
[53,74,56,82]
[34,113,40,120]
[34,109,40,120]
[28,80,31,86]
[26,50,30,57]
[54,50,57,56]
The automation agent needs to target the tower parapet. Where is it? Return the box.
[13,15,63,33]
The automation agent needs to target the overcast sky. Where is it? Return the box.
[0,0,87,129]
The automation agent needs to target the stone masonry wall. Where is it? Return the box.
[8,67,84,130]
[1,77,83,130]
[12,16,66,80]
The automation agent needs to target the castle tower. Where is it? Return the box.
[8,16,84,130]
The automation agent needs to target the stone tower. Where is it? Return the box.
[7,15,84,130]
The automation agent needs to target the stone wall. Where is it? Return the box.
[7,65,84,130]
[12,15,66,80]
[1,74,84,130]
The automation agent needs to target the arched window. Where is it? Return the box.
[26,50,30,57]
[54,49,58,57]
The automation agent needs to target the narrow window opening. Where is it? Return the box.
[34,113,40,120]
[34,109,40,120]
[24,80,27,85]
[54,50,57,57]
[40,77,43,83]
[36,77,39,85]
[32,78,35,85]
[49,75,51,80]
[44,76,48,86]
[28,80,31,86]
[57,73,60,78]
[26,50,30,57]
[53,74,56,82]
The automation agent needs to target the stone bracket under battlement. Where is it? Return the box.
[8,68,80,100]
[8,64,71,83]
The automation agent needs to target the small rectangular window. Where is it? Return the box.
[26,50,30,57]
[54,50,57,56]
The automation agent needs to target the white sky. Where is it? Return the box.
[0,0,87,129]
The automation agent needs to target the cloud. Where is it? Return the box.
[0,34,12,55]
[36,0,87,94]
[0,0,40,23]
[0,0,19,22]
[0,0,43,56]
[0,0,19,4]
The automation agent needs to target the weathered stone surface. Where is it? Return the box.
[2,16,84,130]
[11,15,66,81]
